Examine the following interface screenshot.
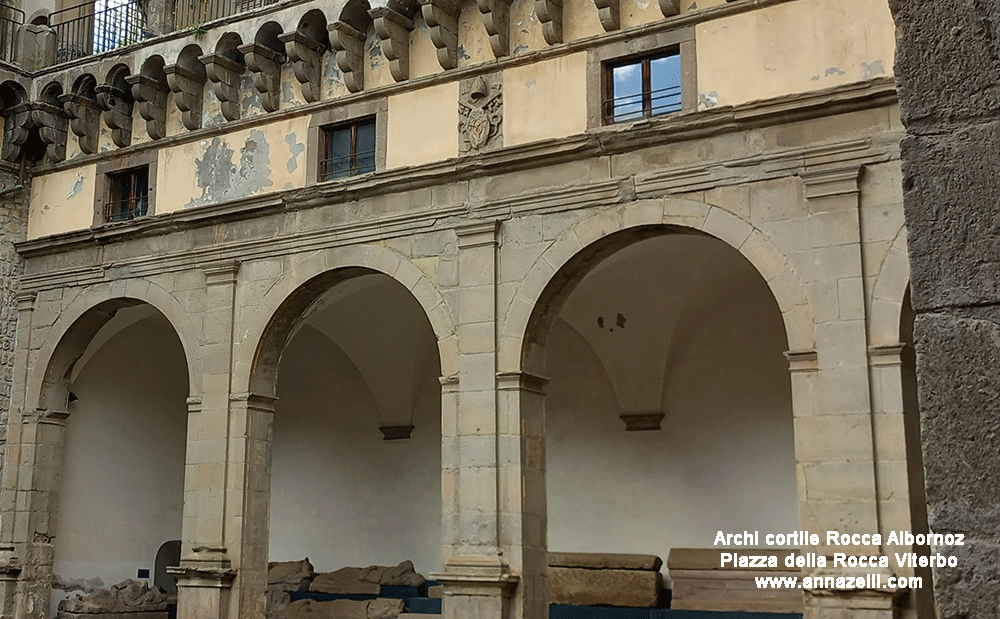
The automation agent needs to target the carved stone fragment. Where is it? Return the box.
[57,579,168,617]
[420,0,460,70]
[201,50,245,122]
[330,20,367,93]
[459,74,502,154]
[477,0,511,58]
[535,0,562,44]
[165,53,208,131]
[238,40,285,112]
[370,7,414,82]
[127,71,169,140]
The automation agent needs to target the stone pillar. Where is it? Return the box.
[144,0,175,36]
[15,24,55,71]
[794,164,899,617]
[173,261,240,619]
[888,1,1000,615]
[435,221,519,619]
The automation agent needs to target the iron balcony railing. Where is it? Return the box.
[173,0,277,31]
[0,1,24,64]
[51,0,151,62]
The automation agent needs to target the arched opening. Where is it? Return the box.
[50,303,189,613]
[525,228,798,609]
[257,269,442,616]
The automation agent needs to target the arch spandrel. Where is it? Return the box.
[233,244,458,399]
[27,279,202,414]
[498,198,817,375]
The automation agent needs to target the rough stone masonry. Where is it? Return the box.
[888,1,1000,616]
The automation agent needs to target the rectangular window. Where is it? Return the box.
[320,118,376,181]
[106,166,149,222]
[604,50,682,123]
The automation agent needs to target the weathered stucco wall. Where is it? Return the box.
[697,0,895,108]
[386,82,460,169]
[156,116,309,215]
[889,0,1000,615]
[27,165,95,240]
[504,53,588,147]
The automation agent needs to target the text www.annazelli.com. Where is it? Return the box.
[755,575,924,590]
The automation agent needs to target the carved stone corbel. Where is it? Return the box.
[659,0,679,18]
[370,7,414,82]
[237,41,285,112]
[126,72,169,139]
[95,81,133,148]
[420,0,460,70]
[0,103,31,163]
[59,91,101,154]
[30,100,69,163]
[477,0,511,57]
[329,20,366,93]
[535,0,562,44]
[593,0,618,31]
[165,61,207,131]
[201,52,245,122]
[279,29,328,103]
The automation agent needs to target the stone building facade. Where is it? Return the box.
[0,0,932,618]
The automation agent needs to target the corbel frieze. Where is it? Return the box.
[370,7,414,82]
[420,0,460,70]
[329,20,367,93]
[593,0,619,31]
[238,41,285,112]
[30,101,70,163]
[535,0,562,45]
[477,0,511,58]
[279,29,328,103]
[201,52,245,122]
[165,61,208,130]
[58,92,101,155]
[95,82,133,148]
[0,103,31,163]
[127,73,169,140]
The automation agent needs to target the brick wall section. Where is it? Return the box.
[889,1,1000,616]
[0,169,28,482]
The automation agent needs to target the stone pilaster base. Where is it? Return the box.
[168,548,235,619]
[0,545,20,619]
[433,556,519,619]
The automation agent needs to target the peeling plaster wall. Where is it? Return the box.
[504,53,588,147]
[27,164,95,240]
[156,116,309,215]
[51,314,188,613]
[696,0,896,108]
[386,82,460,169]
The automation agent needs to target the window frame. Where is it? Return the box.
[307,99,388,184]
[320,117,377,182]
[93,150,157,227]
[603,50,683,124]
[105,165,150,222]
[587,27,697,129]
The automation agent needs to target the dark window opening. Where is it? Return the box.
[604,50,682,123]
[320,118,376,181]
[106,166,149,222]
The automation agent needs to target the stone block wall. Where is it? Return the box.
[0,170,27,487]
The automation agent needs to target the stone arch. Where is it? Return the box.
[128,54,169,139]
[97,63,134,147]
[233,244,457,399]
[499,198,815,374]
[27,279,202,414]
[0,79,29,162]
[237,21,285,112]
[166,44,207,131]
[870,224,911,347]
[59,73,100,154]
[280,8,330,102]
[201,32,245,122]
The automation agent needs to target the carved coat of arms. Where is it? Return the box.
[459,75,502,153]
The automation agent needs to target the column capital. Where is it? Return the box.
[432,555,519,597]
[15,291,37,312]
[454,220,500,249]
[784,349,819,373]
[800,163,862,200]
[496,370,548,394]
[203,260,241,286]
[869,343,913,368]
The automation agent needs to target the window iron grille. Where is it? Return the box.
[0,2,24,65]
[173,0,279,31]
[51,0,150,62]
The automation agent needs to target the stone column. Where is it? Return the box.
[434,221,519,619]
[794,164,899,617]
[172,262,239,619]
[888,1,1000,615]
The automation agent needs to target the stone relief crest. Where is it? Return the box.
[459,74,502,153]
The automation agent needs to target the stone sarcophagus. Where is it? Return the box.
[57,579,169,619]
[547,552,667,608]
[667,548,804,614]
